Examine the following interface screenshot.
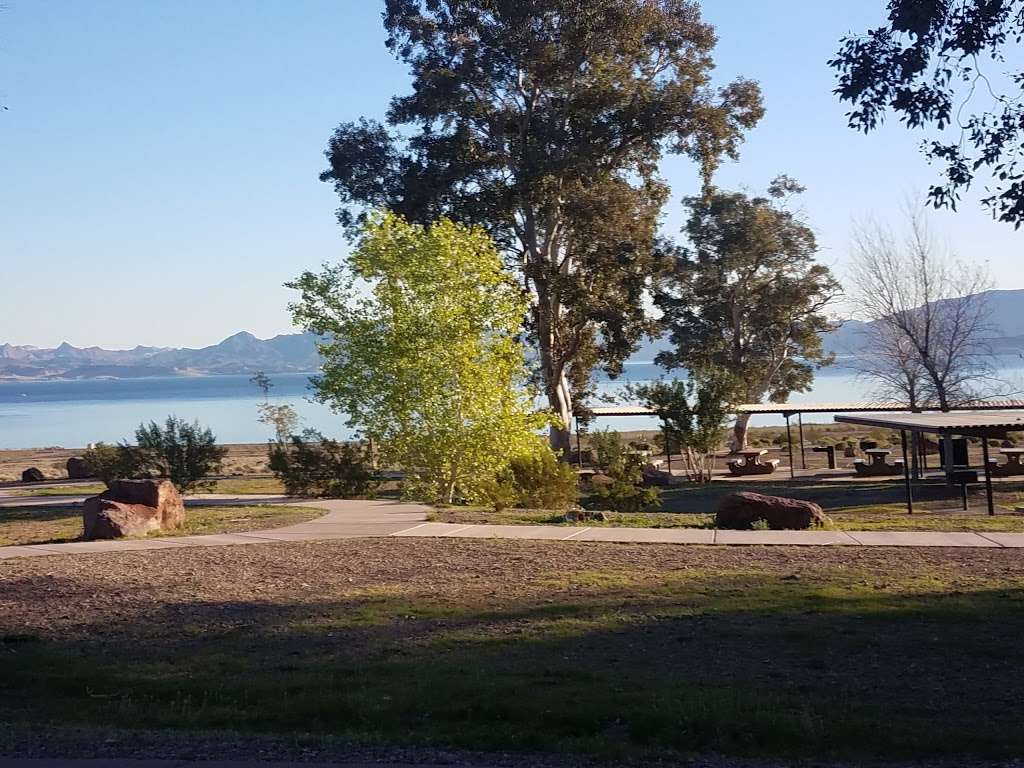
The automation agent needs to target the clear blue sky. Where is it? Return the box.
[2,1,1020,350]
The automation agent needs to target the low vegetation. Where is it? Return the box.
[2,539,1022,761]
[268,431,376,498]
[0,504,323,547]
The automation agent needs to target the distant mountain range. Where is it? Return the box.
[3,290,1022,381]
[819,289,1024,360]
[0,332,321,380]
[628,288,1024,363]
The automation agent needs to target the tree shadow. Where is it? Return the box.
[3,571,1023,761]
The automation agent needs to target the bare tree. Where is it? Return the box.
[848,205,995,411]
[851,323,930,410]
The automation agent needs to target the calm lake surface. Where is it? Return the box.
[1,362,1022,450]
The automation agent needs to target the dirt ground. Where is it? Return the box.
[3,537,1021,640]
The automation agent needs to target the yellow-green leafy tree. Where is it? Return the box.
[289,212,548,504]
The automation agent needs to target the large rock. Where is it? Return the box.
[66,457,93,479]
[716,491,830,530]
[21,467,44,483]
[82,479,185,540]
[82,500,162,539]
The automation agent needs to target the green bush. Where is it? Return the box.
[589,428,624,472]
[81,442,144,487]
[134,416,228,493]
[481,444,579,511]
[506,449,579,510]
[268,430,377,498]
[593,478,661,513]
[590,452,661,513]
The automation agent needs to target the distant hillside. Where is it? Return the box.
[820,289,1024,359]
[630,288,1024,363]
[0,332,321,380]
[5,288,1021,380]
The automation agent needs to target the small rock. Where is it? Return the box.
[21,467,44,483]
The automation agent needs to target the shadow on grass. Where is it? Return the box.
[660,478,1024,513]
[3,571,1023,761]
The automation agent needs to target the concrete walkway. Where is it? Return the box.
[3,497,1024,560]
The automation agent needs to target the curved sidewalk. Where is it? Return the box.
[3,498,1024,560]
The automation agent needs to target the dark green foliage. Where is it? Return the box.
[320,0,763,451]
[506,450,579,511]
[830,0,1024,225]
[481,446,579,512]
[268,431,376,499]
[81,443,144,488]
[628,377,732,482]
[655,178,839,447]
[592,452,661,513]
[134,417,228,493]
[588,429,624,473]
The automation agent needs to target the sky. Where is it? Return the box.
[1,0,1021,350]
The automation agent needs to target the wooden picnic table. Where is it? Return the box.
[990,447,1024,476]
[854,447,903,477]
[999,448,1024,465]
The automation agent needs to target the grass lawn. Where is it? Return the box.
[431,504,1024,531]
[1,538,1022,762]
[0,504,323,547]
[8,476,286,498]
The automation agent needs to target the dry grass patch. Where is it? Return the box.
[0,504,323,546]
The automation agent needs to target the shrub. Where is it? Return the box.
[81,442,144,487]
[506,448,578,510]
[589,428,623,472]
[134,416,228,493]
[268,430,377,498]
[480,443,579,511]
[590,452,661,513]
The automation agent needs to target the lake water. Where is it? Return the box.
[1,362,1022,449]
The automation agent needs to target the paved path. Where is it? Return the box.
[3,497,1024,560]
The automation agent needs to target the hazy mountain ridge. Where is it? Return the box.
[4,290,1021,380]
[0,332,321,380]
[628,288,1024,363]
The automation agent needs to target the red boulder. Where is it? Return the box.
[716,491,829,530]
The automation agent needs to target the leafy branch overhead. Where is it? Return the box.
[830,0,1024,226]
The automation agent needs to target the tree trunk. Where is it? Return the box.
[534,275,573,459]
[732,412,751,451]
[547,371,573,458]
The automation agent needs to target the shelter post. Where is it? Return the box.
[899,429,913,515]
[798,412,807,469]
[785,413,795,481]
[982,438,995,516]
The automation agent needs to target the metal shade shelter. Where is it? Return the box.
[834,411,1024,516]
[588,400,1024,480]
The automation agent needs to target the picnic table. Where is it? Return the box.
[854,447,905,477]
[727,448,779,476]
[990,447,1024,477]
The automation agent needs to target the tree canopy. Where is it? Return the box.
[831,0,1024,226]
[654,177,839,449]
[288,212,548,505]
[320,0,763,453]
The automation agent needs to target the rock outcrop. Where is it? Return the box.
[82,479,185,540]
[716,491,830,530]
[21,467,44,483]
